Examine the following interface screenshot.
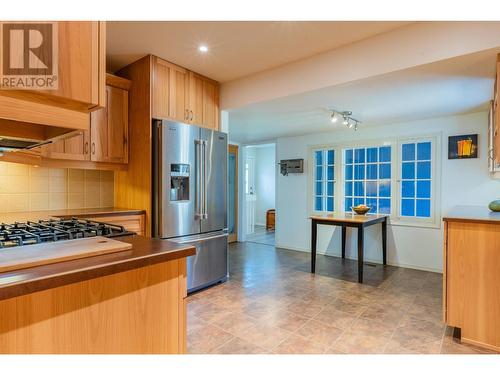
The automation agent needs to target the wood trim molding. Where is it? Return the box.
[106,73,132,90]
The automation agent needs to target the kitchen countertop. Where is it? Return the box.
[0,207,146,223]
[0,235,195,301]
[443,205,500,224]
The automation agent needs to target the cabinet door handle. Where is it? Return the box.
[190,110,194,121]
[84,142,89,154]
[91,142,95,155]
[185,109,189,121]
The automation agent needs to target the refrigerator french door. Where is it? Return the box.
[153,120,228,293]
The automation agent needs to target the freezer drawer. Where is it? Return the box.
[169,230,228,293]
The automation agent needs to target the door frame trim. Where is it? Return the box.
[228,144,239,243]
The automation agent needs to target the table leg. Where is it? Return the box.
[311,219,317,273]
[382,219,387,266]
[357,226,364,283]
[341,226,346,259]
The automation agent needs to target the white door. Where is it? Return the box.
[245,156,256,234]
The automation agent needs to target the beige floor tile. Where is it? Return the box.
[273,334,327,354]
[187,315,208,333]
[326,298,367,315]
[187,324,234,354]
[253,309,310,332]
[296,319,343,347]
[329,331,390,354]
[314,305,357,330]
[384,339,442,354]
[212,337,268,354]
[348,318,395,338]
[236,321,292,350]
[285,300,324,318]
[191,302,234,323]
[211,311,257,336]
[359,304,406,327]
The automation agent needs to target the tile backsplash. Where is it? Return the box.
[0,162,114,213]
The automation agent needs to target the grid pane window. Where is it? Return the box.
[400,141,432,218]
[344,146,391,214]
[314,149,335,212]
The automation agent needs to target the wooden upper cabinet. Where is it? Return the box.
[152,57,189,122]
[0,21,106,112]
[188,72,205,126]
[152,57,170,119]
[151,56,219,130]
[202,79,219,130]
[42,129,90,161]
[90,75,130,164]
[169,66,189,122]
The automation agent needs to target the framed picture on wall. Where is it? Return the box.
[448,134,478,159]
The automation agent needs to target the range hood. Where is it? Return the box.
[0,119,82,153]
[0,93,90,153]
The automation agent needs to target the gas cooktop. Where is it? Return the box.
[0,218,133,249]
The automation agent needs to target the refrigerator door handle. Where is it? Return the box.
[195,139,202,219]
[202,140,208,219]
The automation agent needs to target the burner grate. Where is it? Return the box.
[0,218,132,249]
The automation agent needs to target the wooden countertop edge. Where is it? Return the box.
[442,217,500,225]
[55,209,146,218]
[0,236,195,301]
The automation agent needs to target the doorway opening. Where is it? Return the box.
[243,143,276,246]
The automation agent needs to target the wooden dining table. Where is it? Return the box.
[310,213,388,283]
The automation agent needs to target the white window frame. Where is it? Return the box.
[308,146,339,215]
[392,134,441,228]
[307,133,441,228]
[341,143,394,216]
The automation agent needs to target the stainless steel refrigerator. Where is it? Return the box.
[152,120,228,293]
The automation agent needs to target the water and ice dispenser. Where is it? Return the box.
[170,164,190,201]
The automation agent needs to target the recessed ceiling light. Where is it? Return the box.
[198,45,208,53]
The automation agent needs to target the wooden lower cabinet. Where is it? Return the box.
[0,258,187,354]
[84,214,146,236]
[444,219,500,352]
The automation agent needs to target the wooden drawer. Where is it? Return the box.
[85,214,145,236]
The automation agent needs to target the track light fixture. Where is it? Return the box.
[328,109,361,130]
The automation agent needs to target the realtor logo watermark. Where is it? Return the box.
[0,22,58,90]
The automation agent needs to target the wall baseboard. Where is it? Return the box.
[274,242,442,274]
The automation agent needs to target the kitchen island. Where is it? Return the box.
[0,215,195,354]
[443,205,500,352]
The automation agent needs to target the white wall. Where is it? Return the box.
[275,111,500,272]
[254,145,276,225]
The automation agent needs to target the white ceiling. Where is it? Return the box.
[106,21,410,82]
[228,49,499,143]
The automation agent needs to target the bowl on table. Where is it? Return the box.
[351,205,371,215]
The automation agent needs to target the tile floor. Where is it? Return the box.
[187,241,495,354]
[245,225,275,246]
